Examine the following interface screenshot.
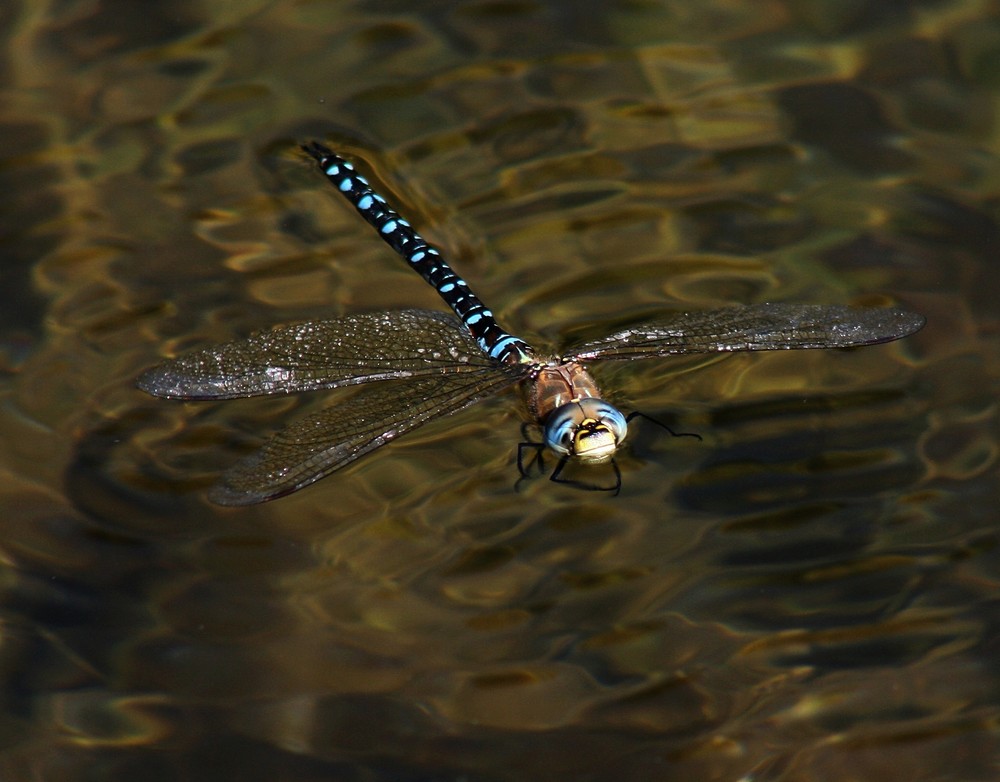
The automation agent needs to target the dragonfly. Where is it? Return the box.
[137,142,925,505]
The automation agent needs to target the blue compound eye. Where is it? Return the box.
[544,405,584,456]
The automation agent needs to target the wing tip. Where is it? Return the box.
[862,307,926,344]
[207,483,274,506]
[208,448,329,506]
[895,309,927,337]
[208,471,316,507]
[136,366,215,400]
[136,366,179,398]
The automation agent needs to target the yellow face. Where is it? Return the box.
[572,418,619,463]
[543,399,628,462]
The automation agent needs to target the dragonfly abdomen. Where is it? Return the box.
[303,143,533,366]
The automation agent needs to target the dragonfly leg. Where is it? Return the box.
[516,421,549,476]
[514,440,547,493]
[549,455,622,496]
[517,441,546,475]
[625,410,702,441]
[516,435,621,494]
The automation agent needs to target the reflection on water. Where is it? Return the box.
[1,0,999,779]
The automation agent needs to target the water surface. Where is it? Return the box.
[0,0,998,779]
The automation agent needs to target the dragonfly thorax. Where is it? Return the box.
[543,398,628,464]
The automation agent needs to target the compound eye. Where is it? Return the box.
[580,399,628,443]
[553,418,575,450]
[543,405,585,456]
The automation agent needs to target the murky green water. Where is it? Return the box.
[1,0,998,779]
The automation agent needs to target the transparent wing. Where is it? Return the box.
[208,366,524,505]
[137,309,495,399]
[565,303,925,362]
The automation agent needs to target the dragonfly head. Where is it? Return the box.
[544,399,628,464]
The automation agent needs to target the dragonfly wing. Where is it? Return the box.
[208,366,524,505]
[138,309,494,399]
[565,303,925,361]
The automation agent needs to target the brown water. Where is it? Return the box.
[1,0,998,779]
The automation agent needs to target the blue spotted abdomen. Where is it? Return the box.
[303,143,533,366]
